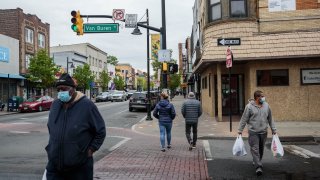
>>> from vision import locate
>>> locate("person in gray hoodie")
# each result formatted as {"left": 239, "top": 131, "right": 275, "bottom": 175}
{"left": 238, "top": 90, "right": 277, "bottom": 176}
{"left": 181, "top": 92, "right": 202, "bottom": 150}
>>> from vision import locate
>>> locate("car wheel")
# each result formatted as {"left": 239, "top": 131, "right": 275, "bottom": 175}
{"left": 38, "top": 106, "right": 43, "bottom": 112}
{"left": 129, "top": 107, "right": 133, "bottom": 112}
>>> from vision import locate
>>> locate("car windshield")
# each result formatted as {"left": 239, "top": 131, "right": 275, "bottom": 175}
{"left": 100, "top": 92, "right": 109, "bottom": 96}
{"left": 132, "top": 93, "right": 146, "bottom": 99}
{"left": 114, "top": 92, "right": 123, "bottom": 95}
{"left": 26, "top": 97, "right": 41, "bottom": 102}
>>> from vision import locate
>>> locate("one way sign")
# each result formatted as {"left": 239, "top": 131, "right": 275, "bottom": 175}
{"left": 217, "top": 38, "right": 241, "bottom": 46}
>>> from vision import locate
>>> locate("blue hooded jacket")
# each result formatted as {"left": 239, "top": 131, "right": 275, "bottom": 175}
{"left": 153, "top": 99, "right": 176, "bottom": 123}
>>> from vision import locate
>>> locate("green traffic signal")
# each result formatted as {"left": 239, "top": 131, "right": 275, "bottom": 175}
{"left": 71, "top": 25, "right": 78, "bottom": 32}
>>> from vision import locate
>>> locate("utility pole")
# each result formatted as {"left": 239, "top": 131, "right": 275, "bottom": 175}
{"left": 146, "top": 9, "right": 153, "bottom": 121}
{"left": 161, "top": 0, "right": 168, "bottom": 88}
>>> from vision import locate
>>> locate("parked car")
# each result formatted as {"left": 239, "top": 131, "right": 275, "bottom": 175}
{"left": 129, "top": 91, "right": 157, "bottom": 112}
{"left": 110, "top": 91, "right": 127, "bottom": 102}
{"left": 95, "top": 92, "right": 110, "bottom": 102}
{"left": 127, "top": 90, "right": 136, "bottom": 99}
{"left": 18, "top": 96, "right": 54, "bottom": 112}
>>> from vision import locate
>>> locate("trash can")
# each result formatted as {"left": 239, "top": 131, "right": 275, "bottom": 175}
{"left": 8, "top": 96, "right": 23, "bottom": 111}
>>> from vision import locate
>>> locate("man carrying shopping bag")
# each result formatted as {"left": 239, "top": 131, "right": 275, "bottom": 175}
{"left": 238, "top": 90, "right": 277, "bottom": 176}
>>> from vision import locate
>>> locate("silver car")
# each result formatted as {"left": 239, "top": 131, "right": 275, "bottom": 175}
{"left": 110, "top": 91, "right": 127, "bottom": 102}
{"left": 95, "top": 92, "right": 110, "bottom": 102}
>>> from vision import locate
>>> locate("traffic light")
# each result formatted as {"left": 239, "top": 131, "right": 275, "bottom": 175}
{"left": 71, "top": 10, "right": 84, "bottom": 35}
{"left": 162, "top": 62, "right": 168, "bottom": 72}
{"left": 168, "top": 63, "right": 178, "bottom": 74}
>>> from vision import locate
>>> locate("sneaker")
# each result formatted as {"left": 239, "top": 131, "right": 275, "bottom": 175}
{"left": 192, "top": 143, "right": 196, "bottom": 149}
{"left": 167, "top": 145, "right": 172, "bottom": 149}
{"left": 189, "top": 143, "right": 193, "bottom": 151}
{"left": 256, "top": 167, "right": 263, "bottom": 176}
{"left": 161, "top": 148, "right": 166, "bottom": 152}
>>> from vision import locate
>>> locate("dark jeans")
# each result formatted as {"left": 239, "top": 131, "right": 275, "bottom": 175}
{"left": 248, "top": 132, "right": 267, "bottom": 169}
{"left": 46, "top": 157, "right": 93, "bottom": 180}
{"left": 185, "top": 122, "right": 198, "bottom": 145}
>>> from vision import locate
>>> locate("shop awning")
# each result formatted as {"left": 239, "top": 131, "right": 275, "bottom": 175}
{"left": 0, "top": 73, "right": 26, "bottom": 79}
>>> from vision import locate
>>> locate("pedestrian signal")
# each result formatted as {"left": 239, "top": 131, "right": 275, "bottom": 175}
{"left": 71, "top": 10, "right": 84, "bottom": 35}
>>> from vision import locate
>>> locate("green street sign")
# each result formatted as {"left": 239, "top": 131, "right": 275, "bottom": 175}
{"left": 83, "top": 23, "right": 119, "bottom": 33}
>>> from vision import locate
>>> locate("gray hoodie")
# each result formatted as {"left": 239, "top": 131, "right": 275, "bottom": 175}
{"left": 238, "top": 99, "right": 276, "bottom": 134}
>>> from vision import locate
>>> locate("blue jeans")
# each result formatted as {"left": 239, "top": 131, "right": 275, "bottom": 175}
{"left": 159, "top": 122, "right": 172, "bottom": 148}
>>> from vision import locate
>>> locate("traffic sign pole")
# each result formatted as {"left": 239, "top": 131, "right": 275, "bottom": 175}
{"left": 226, "top": 46, "right": 233, "bottom": 132}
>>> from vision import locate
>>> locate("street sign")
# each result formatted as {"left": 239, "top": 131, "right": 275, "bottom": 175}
{"left": 125, "top": 14, "right": 138, "bottom": 28}
{"left": 218, "top": 38, "right": 241, "bottom": 46}
{"left": 226, "top": 47, "right": 233, "bottom": 68}
{"left": 158, "top": 50, "right": 171, "bottom": 62}
{"left": 113, "top": 9, "right": 125, "bottom": 21}
{"left": 83, "top": 23, "right": 119, "bottom": 33}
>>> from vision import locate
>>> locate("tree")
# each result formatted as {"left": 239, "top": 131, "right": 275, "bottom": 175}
{"left": 136, "top": 77, "right": 146, "bottom": 91}
{"left": 99, "top": 70, "right": 111, "bottom": 91}
{"left": 107, "top": 55, "right": 119, "bottom": 66}
{"left": 27, "top": 49, "right": 59, "bottom": 94}
{"left": 113, "top": 75, "right": 125, "bottom": 90}
{"left": 73, "top": 64, "right": 95, "bottom": 92}
{"left": 168, "top": 73, "right": 181, "bottom": 92}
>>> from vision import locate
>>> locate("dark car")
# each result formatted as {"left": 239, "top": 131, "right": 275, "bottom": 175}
{"left": 127, "top": 90, "right": 137, "bottom": 99}
{"left": 129, "top": 92, "right": 158, "bottom": 112}
{"left": 18, "top": 96, "right": 54, "bottom": 112}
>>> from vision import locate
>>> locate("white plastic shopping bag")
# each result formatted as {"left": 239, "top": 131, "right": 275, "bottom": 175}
{"left": 271, "top": 134, "right": 284, "bottom": 157}
{"left": 232, "top": 135, "right": 247, "bottom": 156}
{"left": 42, "top": 169, "right": 46, "bottom": 180}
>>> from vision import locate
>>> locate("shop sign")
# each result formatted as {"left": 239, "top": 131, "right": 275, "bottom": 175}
{"left": 0, "top": 46, "right": 9, "bottom": 63}
{"left": 301, "top": 68, "right": 320, "bottom": 85}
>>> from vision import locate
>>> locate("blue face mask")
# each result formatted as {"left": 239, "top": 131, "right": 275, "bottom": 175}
{"left": 58, "top": 91, "right": 71, "bottom": 103}
{"left": 259, "top": 97, "right": 266, "bottom": 104}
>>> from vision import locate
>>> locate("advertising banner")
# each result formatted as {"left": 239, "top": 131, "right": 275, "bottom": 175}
{"left": 151, "top": 34, "right": 161, "bottom": 61}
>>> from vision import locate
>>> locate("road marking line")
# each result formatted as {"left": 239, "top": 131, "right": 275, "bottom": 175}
{"left": 10, "top": 122, "right": 33, "bottom": 125}
{"left": 283, "top": 145, "right": 320, "bottom": 158}
{"left": 108, "top": 136, "right": 131, "bottom": 151}
{"left": 203, "top": 140, "right": 213, "bottom": 161}
{"left": 10, "top": 131, "right": 30, "bottom": 134}
{"left": 114, "top": 109, "right": 128, "bottom": 115}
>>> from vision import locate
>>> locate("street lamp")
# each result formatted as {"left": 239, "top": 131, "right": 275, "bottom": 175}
{"left": 67, "top": 57, "right": 75, "bottom": 74}
{"left": 132, "top": 9, "right": 153, "bottom": 121}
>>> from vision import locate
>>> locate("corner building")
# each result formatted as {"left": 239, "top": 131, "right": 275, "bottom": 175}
{"left": 192, "top": 0, "right": 320, "bottom": 121}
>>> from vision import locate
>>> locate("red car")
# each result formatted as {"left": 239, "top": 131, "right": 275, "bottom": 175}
{"left": 18, "top": 96, "right": 54, "bottom": 112}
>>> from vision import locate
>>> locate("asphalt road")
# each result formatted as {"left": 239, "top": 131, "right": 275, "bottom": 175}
{"left": 0, "top": 100, "right": 147, "bottom": 180}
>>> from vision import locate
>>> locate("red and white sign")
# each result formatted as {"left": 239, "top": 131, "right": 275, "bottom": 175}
{"left": 112, "top": 9, "right": 125, "bottom": 21}
{"left": 226, "top": 47, "right": 233, "bottom": 68}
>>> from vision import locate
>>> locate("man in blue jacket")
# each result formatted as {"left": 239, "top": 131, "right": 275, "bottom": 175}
{"left": 153, "top": 92, "right": 176, "bottom": 152}
{"left": 45, "top": 73, "right": 106, "bottom": 180}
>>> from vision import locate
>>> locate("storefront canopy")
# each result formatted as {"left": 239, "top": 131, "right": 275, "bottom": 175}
{"left": 0, "top": 73, "right": 25, "bottom": 79}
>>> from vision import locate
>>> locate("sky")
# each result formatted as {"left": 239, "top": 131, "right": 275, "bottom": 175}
{"left": 1, "top": 0, "right": 195, "bottom": 73}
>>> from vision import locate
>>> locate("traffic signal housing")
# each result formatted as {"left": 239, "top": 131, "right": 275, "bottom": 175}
{"left": 71, "top": 10, "right": 84, "bottom": 35}
{"left": 162, "top": 62, "right": 168, "bottom": 72}
{"left": 168, "top": 63, "right": 178, "bottom": 74}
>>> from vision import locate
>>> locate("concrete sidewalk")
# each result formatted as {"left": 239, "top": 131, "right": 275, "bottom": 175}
{"left": 133, "top": 95, "right": 320, "bottom": 141}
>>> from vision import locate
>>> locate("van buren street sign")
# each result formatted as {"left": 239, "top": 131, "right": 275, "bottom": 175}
{"left": 217, "top": 38, "right": 241, "bottom": 46}
{"left": 83, "top": 23, "right": 119, "bottom": 33}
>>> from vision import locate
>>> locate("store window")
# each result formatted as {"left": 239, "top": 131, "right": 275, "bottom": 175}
{"left": 230, "top": 0, "right": 247, "bottom": 17}
{"left": 25, "top": 28, "right": 34, "bottom": 44}
{"left": 38, "top": 33, "right": 45, "bottom": 48}
{"left": 257, "top": 69, "right": 289, "bottom": 86}
{"left": 209, "top": 0, "right": 221, "bottom": 21}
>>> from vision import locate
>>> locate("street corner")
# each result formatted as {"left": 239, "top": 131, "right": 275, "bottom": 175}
{"left": 131, "top": 116, "right": 159, "bottom": 136}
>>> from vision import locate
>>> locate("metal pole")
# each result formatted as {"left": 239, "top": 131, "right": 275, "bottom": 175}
{"left": 161, "top": 0, "right": 167, "bottom": 89}
{"left": 7, "top": 74, "right": 9, "bottom": 112}
{"left": 67, "top": 57, "right": 69, "bottom": 74}
{"left": 229, "top": 66, "right": 232, "bottom": 132}
{"left": 146, "top": 9, "right": 153, "bottom": 121}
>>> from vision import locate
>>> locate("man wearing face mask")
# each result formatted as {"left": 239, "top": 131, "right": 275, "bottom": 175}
{"left": 45, "top": 73, "right": 106, "bottom": 180}
{"left": 238, "top": 90, "right": 277, "bottom": 176}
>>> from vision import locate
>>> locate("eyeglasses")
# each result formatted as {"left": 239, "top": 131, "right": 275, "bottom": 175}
{"left": 57, "top": 86, "right": 72, "bottom": 92}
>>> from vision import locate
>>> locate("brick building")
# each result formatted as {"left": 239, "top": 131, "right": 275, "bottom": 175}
{"left": 116, "top": 63, "right": 136, "bottom": 90}
{"left": 191, "top": 0, "right": 320, "bottom": 121}
{"left": 0, "top": 8, "right": 50, "bottom": 99}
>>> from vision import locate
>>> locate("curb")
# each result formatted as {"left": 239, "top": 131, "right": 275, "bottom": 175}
{"left": 198, "top": 135, "right": 319, "bottom": 143}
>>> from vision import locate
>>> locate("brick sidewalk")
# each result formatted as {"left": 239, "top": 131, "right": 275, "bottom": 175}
{"left": 94, "top": 128, "right": 209, "bottom": 180}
